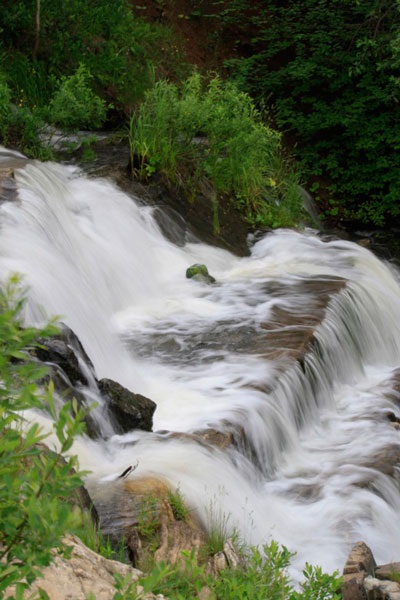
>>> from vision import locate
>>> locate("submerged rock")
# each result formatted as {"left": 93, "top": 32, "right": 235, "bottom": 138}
{"left": 186, "top": 263, "right": 216, "bottom": 284}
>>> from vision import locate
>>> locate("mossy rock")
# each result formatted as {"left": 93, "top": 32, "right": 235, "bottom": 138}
{"left": 186, "top": 263, "right": 216, "bottom": 284}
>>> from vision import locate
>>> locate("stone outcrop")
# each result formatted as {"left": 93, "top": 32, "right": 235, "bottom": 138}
{"left": 206, "top": 539, "right": 243, "bottom": 577}
{"left": 88, "top": 475, "right": 207, "bottom": 571}
{"left": 98, "top": 378, "right": 156, "bottom": 434}
{"left": 342, "top": 541, "right": 400, "bottom": 599}
{"left": 32, "top": 325, "right": 157, "bottom": 438}
{"left": 4, "top": 534, "right": 142, "bottom": 600}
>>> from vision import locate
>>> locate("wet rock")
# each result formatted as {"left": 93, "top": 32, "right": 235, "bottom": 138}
{"left": 98, "top": 378, "right": 156, "bottom": 433}
{"left": 0, "top": 166, "right": 17, "bottom": 203}
{"left": 35, "top": 324, "right": 95, "bottom": 387}
{"left": 186, "top": 263, "right": 216, "bottom": 284}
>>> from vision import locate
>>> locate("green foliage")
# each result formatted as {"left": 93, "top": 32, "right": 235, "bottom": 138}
{"left": 136, "top": 494, "right": 161, "bottom": 540}
{"left": 204, "top": 500, "right": 233, "bottom": 556}
{"left": 168, "top": 487, "right": 190, "bottom": 521}
{"left": 46, "top": 64, "right": 107, "bottom": 131}
{"left": 0, "top": 0, "right": 181, "bottom": 118}
{"left": 222, "top": 0, "right": 400, "bottom": 226}
{"left": 137, "top": 540, "right": 342, "bottom": 600}
{"left": 129, "top": 72, "right": 303, "bottom": 230}
{"left": 139, "top": 549, "right": 212, "bottom": 599}
{"left": 0, "top": 276, "right": 89, "bottom": 594}
{"left": 0, "top": 75, "right": 11, "bottom": 138}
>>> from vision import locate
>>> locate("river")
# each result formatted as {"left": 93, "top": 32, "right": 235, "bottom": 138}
{"left": 1, "top": 148, "right": 400, "bottom": 579}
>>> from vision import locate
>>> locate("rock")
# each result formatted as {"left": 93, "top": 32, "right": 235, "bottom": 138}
{"left": 343, "top": 541, "right": 376, "bottom": 576}
{"left": 375, "top": 562, "right": 400, "bottom": 581}
{"left": 364, "top": 576, "right": 400, "bottom": 599}
{"left": 35, "top": 324, "right": 95, "bottom": 387}
{"left": 0, "top": 166, "right": 17, "bottom": 203}
{"left": 206, "top": 539, "right": 243, "bottom": 577}
{"left": 88, "top": 476, "right": 206, "bottom": 570}
{"left": 4, "top": 534, "right": 141, "bottom": 600}
{"left": 124, "top": 477, "right": 205, "bottom": 567}
{"left": 98, "top": 378, "right": 156, "bottom": 433}
{"left": 342, "top": 572, "right": 368, "bottom": 600}
{"left": 342, "top": 541, "right": 376, "bottom": 600}
{"left": 186, "top": 263, "right": 216, "bottom": 284}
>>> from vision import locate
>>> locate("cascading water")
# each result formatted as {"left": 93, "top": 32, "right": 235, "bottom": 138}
{"left": 2, "top": 148, "right": 400, "bottom": 578}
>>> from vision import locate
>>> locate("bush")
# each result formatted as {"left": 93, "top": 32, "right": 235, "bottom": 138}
{"left": 137, "top": 540, "right": 342, "bottom": 599}
{"left": 222, "top": 0, "right": 400, "bottom": 226}
{"left": 0, "top": 1, "right": 182, "bottom": 117}
{"left": 47, "top": 64, "right": 107, "bottom": 131}
{"left": 0, "top": 276, "right": 89, "bottom": 594}
{"left": 129, "top": 73, "right": 303, "bottom": 230}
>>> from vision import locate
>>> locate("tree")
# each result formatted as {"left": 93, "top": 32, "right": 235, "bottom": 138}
{"left": 223, "top": 0, "right": 400, "bottom": 226}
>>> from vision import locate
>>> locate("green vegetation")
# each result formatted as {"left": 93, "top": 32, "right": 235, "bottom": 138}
{"left": 0, "top": 0, "right": 179, "bottom": 156}
{"left": 0, "top": 282, "right": 342, "bottom": 597}
{"left": 136, "top": 541, "right": 342, "bottom": 600}
{"left": 220, "top": 0, "right": 400, "bottom": 226}
{"left": 168, "top": 487, "right": 190, "bottom": 521}
{"left": 129, "top": 72, "right": 303, "bottom": 230}
{"left": 0, "top": 276, "right": 90, "bottom": 595}
{"left": 45, "top": 64, "right": 107, "bottom": 131}
{"left": 0, "top": 0, "right": 304, "bottom": 230}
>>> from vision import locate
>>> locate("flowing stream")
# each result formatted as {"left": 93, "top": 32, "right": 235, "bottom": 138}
{"left": 1, "top": 148, "right": 400, "bottom": 578}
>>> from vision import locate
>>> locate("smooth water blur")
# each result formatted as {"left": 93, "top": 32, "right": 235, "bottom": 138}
{"left": 2, "top": 152, "right": 400, "bottom": 576}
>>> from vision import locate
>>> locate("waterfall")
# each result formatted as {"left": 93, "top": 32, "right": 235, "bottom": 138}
{"left": 2, "top": 149, "right": 400, "bottom": 577}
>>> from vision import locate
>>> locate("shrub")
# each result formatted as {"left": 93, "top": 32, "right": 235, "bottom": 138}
{"left": 0, "top": 276, "right": 89, "bottom": 594}
{"left": 0, "top": 0, "right": 183, "bottom": 117}
{"left": 129, "top": 73, "right": 303, "bottom": 230}
{"left": 47, "top": 64, "right": 107, "bottom": 131}
{"left": 137, "top": 540, "right": 342, "bottom": 599}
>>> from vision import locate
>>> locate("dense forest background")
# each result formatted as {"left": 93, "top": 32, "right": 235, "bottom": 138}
{"left": 1, "top": 0, "right": 400, "bottom": 229}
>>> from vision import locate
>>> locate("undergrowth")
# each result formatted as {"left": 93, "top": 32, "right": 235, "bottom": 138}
{"left": 129, "top": 72, "right": 303, "bottom": 231}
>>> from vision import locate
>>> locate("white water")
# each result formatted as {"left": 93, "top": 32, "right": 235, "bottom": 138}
{"left": 2, "top": 151, "right": 400, "bottom": 577}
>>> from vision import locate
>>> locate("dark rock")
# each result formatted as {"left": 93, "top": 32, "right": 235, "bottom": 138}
{"left": 98, "top": 378, "right": 156, "bottom": 433}
{"left": 35, "top": 324, "right": 95, "bottom": 387}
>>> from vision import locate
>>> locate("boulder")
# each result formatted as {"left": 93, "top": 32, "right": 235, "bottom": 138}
{"left": 364, "top": 576, "right": 400, "bottom": 599}
{"left": 186, "top": 263, "right": 216, "bottom": 284}
{"left": 89, "top": 475, "right": 206, "bottom": 570}
{"left": 342, "top": 541, "right": 376, "bottom": 600}
{"left": 4, "top": 534, "right": 141, "bottom": 600}
{"left": 34, "top": 324, "right": 95, "bottom": 387}
{"left": 98, "top": 378, "right": 156, "bottom": 433}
